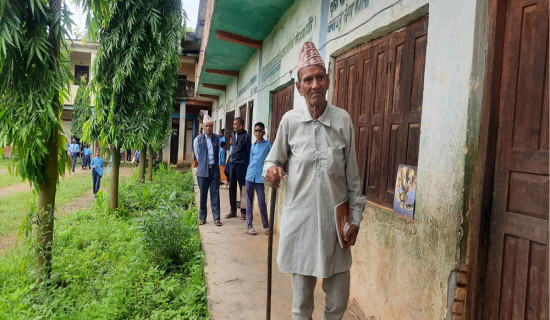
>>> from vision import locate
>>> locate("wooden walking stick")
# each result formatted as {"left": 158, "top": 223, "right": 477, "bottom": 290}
{"left": 266, "top": 187, "right": 277, "bottom": 320}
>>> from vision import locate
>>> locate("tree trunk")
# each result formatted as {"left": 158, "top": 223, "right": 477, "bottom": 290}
{"left": 138, "top": 144, "right": 146, "bottom": 183}
{"left": 148, "top": 144, "right": 154, "bottom": 182}
{"left": 109, "top": 146, "right": 121, "bottom": 210}
{"left": 36, "top": 0, "right": 61, "bottom": 281}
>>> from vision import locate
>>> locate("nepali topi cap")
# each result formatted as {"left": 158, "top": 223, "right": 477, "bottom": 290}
{"left": 203, "top": 114, "right": 213, "bottom": 124}
{"left": 297, "top": 42, "right": 325, "bottom": 72}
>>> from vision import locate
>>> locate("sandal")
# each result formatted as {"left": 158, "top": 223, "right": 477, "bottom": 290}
{"left": 247, "top": 228, "right": 257, "bottom": 235}
{"left": 215, "top": 220, "right": 222, "bottom": 227}
{"left": 241, "top": 213, "right": 247, "bottom": 220}
{"left": 265, "top": 228, "right": 270, "bottom": 235}
{"left": 198, "top": 220, "right": 206, "bottom": 225}
{"left": 225, "top": 212, "right": 237, "bottom": 219}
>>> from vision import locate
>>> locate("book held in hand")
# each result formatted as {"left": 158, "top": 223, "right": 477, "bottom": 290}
{"left": 334, "top": 199, "right": 351, "bottom": 248}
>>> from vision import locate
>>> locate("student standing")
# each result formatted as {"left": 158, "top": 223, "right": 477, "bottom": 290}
{"left": 90, "top": 149, "right": 104, "bottom": 197}
{"left": 69, "top": 138, "right": 80, "bottom": 174}
{"left": 245, "top": 122, "right": 271, "bottom": 235}
{"left": 134, "top": 150, "right": 140, "bottom": 167}
{"left": 219, "top": 141, "right": 227, "bottom": 184}
{"left": 82, "top": 145, "right": 92, "bottom": 169}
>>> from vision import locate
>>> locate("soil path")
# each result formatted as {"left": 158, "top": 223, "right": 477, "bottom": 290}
{"left": 0, "top": 165, "right": 96, "bottom": 198}
{"left": 0, "top": 166, "right": 135, "bottom": 254}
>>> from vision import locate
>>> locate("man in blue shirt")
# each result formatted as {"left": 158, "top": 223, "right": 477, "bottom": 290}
{"left": 90, "top": 149, "right": 104, "bottom": 197}
{"left": 69, "top": 138, "right": 80, "bottom": 174}
{"left": 244, "top": 122, "right": 272, "bottom": 235}
{"left": 193, "top": 115, "right": 222, "bottom": 227}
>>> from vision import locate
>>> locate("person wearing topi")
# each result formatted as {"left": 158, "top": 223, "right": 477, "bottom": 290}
{"left": 263, "top": 41, "right": 366, "bottom": 320}
{"left": 193, "top": 115, "right": 222, "bottom": 227}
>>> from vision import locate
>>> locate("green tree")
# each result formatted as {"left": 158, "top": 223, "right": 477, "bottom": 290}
{"left": 0, "top": 0, "right": 73, "bottom": 279}
{"left": 69, "top": 78, "right": 91, "bottom": 140}
{"left": 79, "top": 0, "right": 183, "bottom": 209}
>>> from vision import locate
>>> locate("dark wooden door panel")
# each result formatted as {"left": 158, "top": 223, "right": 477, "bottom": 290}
{"left": 365, "top": 39, "right": 389, "bottom": 199}
{"left": 271, "top": 84, "right": 294, "bottom": 142}
{"left": 380, "top": 18, "right": 428, "bottom": 204}
{"left": 483, "top": 0, "right": 549, "bottom": 318}
{"left": 226, "top": 111, "right": 235, "bottom": 143}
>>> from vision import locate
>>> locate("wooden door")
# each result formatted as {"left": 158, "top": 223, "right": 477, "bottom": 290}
{"left": 247, "top": 101, "right": 254, "bottom": 134}
{"left": 271, "top": 84, "right": 294, "bottom": 142}
{"left": 483, "top": 0, "right": 549, "bottom": 318}
{"left": 239, "top": 104, "right": 247, "bottom": 128}
{"left": 226, "top": 111, "right": 235, "bottom": 143}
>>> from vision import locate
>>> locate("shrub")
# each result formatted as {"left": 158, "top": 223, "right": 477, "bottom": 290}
{"left": 140, "top": 202, "right": 200, "bottom": 272}
{"left": 119, "top": 168, "right": 195, "bottom": 213}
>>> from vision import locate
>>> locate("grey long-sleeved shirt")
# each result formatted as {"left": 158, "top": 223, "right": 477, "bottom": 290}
{"left": 263, "top": 103, "right": 366, "bottom": 278}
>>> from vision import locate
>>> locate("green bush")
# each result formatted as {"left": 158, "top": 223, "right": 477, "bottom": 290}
{"left": 119, "top": 168, "right": 195, "bottom": 213}
{"left": 140, "top": 202, "right": 200, "bottom": 272}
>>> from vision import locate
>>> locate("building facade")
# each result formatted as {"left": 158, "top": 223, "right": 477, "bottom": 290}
{"left": 195, "top": 0, "right": 549, "bottom": 318}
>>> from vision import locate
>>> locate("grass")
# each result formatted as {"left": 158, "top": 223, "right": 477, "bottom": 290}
{"left": 0, "top": 169, "right": 207, "bottom": 319}
{"left": 0, "top": 171, "right": 25, "bottom": 188}
{"left": 0, "top": 170, "right": 133, "bottom": 237}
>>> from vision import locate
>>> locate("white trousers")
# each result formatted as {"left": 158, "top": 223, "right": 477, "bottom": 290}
{"left": 291, "top": 270, "right": 350, "bottom": 320}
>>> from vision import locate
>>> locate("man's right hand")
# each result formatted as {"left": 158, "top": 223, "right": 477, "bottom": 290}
{"left": 266, "top": 165, "right": 284, "bottom": 189}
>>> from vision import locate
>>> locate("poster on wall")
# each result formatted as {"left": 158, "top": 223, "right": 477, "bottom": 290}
{"left": 393, "top": 164, "right": 417, "bottom": 219}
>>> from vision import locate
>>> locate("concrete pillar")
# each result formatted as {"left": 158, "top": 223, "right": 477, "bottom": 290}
{"left": 177, "top": 101, "right": 187, "bottom": 163}
{"left": 163, "top": 135, "right": 171, "bottom": 164}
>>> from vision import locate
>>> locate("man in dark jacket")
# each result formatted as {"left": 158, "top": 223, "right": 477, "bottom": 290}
{"left": 193, "top": 115, "right": 222, "bottom": 226}
{"left": 225, "top": 117, "right": 251, "bottom": 220}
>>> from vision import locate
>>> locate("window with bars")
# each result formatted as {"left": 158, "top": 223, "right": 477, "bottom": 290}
{"left": 332, "top": 17, "right": 428, "bottom": 209}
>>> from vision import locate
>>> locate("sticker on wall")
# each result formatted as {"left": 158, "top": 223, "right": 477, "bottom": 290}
{"left": 393, "top": 164, "right": 417, "bottom": 219}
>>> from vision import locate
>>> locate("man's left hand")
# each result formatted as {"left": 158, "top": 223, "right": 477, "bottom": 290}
{"left": 343, "top": 224, "right": 360, "bottom": 247}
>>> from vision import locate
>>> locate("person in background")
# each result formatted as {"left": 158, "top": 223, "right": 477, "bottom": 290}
{"left": 134, "top": 149, "right": 140, "bottom": 168}
{"left": 263, "top": 41, "right": 366, "bottom": 320}
{"left": 223, "top": 136, "right": 233, "bottom": 189}
{"left": 244, "top": 122, "right": 271, "bottom": 236}
{"left": 193, "top": 115, "right": 222, "bottom": 226}
{"left": 65, "top": 140, "right": 70, "bottom": 161}
{"left": 90, "top": 149, "right": 104, "bottom": 198}
{"left": 126, "top": 149, "right": 132, "bottom": 162}
{"left": 219, "top": 128, "right": 226, "bottom": 144}
{"left": 226, "top": 117, "right": 251, "bottom": 220}
{"left": 219, "top": 141, "right": 227, "bottom": 185}
{"left": 69, "top": 138, "right": 80, "bottom": 175}
{"left": 82, "top": 145, "right": 92, "bottom": 169}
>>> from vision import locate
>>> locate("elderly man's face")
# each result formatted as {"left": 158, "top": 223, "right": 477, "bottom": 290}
{"left": 204, "top": 122, "right": 213, "bottom": 135}
{"left": 296, "top": 65, "right": 329, "bottom": 108}
{"left": 233, "top": 119, "right": 242, "bottom": 132}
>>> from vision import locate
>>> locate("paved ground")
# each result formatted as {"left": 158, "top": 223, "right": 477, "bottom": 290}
{"left": 193, "top": 167, "right": 357, "bottom": 320}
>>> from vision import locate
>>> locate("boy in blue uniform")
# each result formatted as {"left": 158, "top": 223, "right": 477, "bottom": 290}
{"left": 82, "top": 145, "right": 92, "bottom": 169}
{"left": 90, "top": 149, "right": 104, "bottom": 197}
{"left": 245, "top": 122, "right": 272, "bottom": 235}
{"left": 69, "top": 138, "right": 80, "bottom": 174}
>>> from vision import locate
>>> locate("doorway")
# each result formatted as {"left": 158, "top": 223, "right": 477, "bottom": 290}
{"left": 470, "top": 0, "right": 549, "bottom": 318}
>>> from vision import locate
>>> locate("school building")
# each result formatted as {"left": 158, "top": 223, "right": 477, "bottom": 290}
{"left": 193, "top": 0, "right": 549, "bottom": 318}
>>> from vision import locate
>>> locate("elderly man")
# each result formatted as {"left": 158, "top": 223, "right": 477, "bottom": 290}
{"left": 193, "top": 115, "right": 222, "bottom": 226}
{"left": 263, "top": 42, "right": 366, "bottom": 320}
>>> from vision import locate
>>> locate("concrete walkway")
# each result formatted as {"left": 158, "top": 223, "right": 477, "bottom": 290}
{"left": 193, "top": 168, "right": 357, "bottom": 320}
